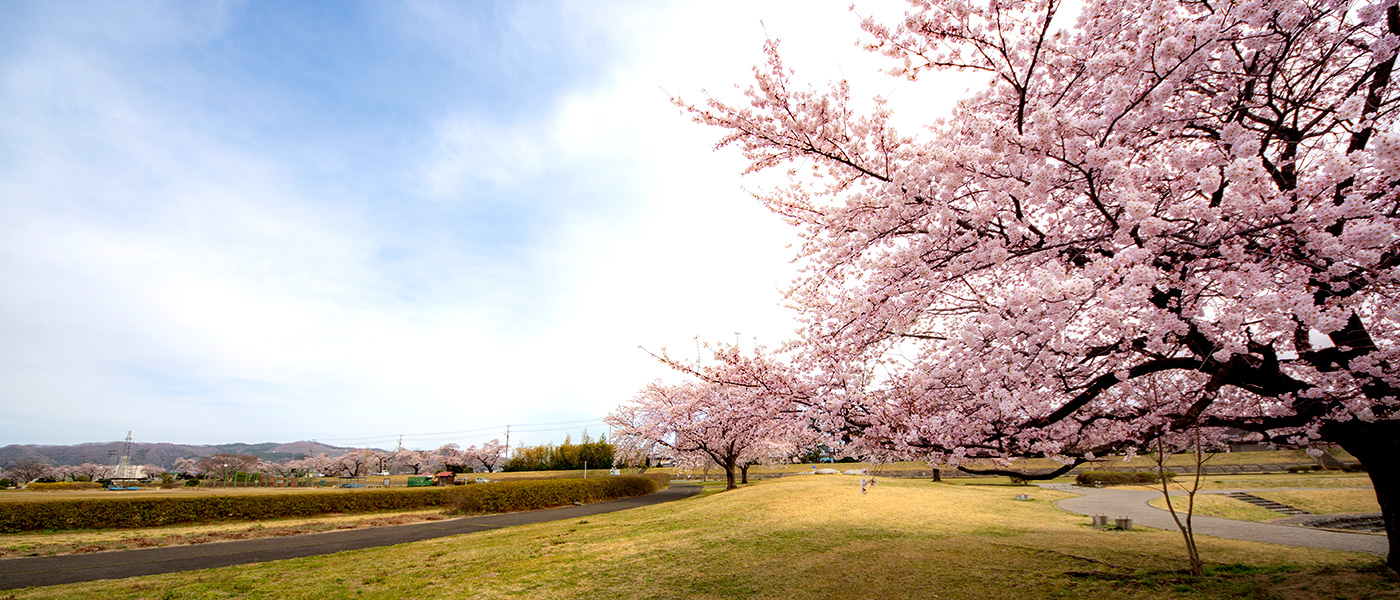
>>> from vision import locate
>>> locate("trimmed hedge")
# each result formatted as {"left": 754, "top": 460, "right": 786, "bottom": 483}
{"left": 1075, "top": 470, "right": 1174, "bottom": 486}
{"left": 0, "top": 488, "right": 451, "bottom": 533}
{"left": 639, "top": 472, "right": 671, "bottom": 488}
{"left": 446, "top": 476, "right": 659, "bottom": 515}
{"left": 25, "top": 482, "right": 106, "bottom": 491}
{"left": 0, "top": 475, "right": 666, "bottom": 533}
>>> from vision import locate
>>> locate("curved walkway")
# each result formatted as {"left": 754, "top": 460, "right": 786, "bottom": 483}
{"left": 0, "top": 484, "right": 701, "bottom": 590}
{"left": 1040, "top": 483, "right": 1387, "bottom": 555}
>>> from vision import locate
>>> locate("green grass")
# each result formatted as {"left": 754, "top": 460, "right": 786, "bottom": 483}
{"left": 7, "top": 477, "right": 1393, "bottom": 600}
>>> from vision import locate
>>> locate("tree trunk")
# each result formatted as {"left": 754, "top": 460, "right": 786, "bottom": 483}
{"left": 723, "top": 460, "right": 738, "bottom": 490}
{"left": 741, "top": 464, "right": 750, "bottom": 484}
{"left": 1324, "top": 419, "right": 1398, "bottom": 573}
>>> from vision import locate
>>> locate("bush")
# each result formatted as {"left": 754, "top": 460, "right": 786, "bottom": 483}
{"left": 184, "top": 478, "right": 201, "bottom": 487}
{"left": 25, "top": 482, "right": 105, "bottom": 491}
{"left": 0, "top": 488, "right": 452, "bottom": 533}
{"left": 639, "top": 472, "right": 671, "bottom": 488}
{"left": 445, "top": 476, "right": 658, "bottom": 515}
{"left": 1075, "top": 471, "right": 1174, "bottom": 486}
{"left": 0, "top": 478, "right": 12, "bottom": 488}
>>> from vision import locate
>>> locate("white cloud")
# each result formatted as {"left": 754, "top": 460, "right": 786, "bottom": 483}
{"left": 0, "top": 1, "right": 981, "bottom": 449}
{"left": 421, "top": 115, "right": 547, "bottom": 197}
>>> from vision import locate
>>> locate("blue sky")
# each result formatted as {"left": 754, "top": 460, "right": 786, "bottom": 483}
{"left": 0, "top": 1, "right": 962, "bottom": 451}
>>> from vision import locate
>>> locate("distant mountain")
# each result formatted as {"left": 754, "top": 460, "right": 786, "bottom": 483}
{"left": 0, "top": 440, "right": 372, "bottom": 469}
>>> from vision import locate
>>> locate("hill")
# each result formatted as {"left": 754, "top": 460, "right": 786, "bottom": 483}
{"left": 0, "top": 440, "right": 367, "bottom": 469}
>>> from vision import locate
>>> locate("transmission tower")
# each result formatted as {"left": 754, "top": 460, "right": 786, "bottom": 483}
{"left": 110, "top": 431, "right": 138, "bottom": 485}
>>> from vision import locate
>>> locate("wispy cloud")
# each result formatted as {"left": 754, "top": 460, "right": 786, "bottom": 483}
{"left": 0, "top": 1, "right": 969, "bottom": 449}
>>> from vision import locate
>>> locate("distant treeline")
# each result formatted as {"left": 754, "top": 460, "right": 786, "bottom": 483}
{"left": 503, "top": 432, "right": 613, "bottom": 472}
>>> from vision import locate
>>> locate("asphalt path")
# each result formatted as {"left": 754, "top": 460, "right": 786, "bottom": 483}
{"left": 1040, "top": 483, "right": 1387, "bottom": 555}
{"left": 0, "top": 483, "right": 701, "bottom": 590}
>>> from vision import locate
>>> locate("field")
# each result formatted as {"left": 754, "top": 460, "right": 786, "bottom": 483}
{"left": 6, "top": 476, "right": 1394, "bottom": 600}
{"left": 1147, "top": 489, "right": 1382, "bottom": 522}
{"left": 658, "top": 448, "right": 1357, "bottom": 479}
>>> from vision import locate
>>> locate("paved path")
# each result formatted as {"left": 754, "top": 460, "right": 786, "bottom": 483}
{"left": 1040, "top": 484, "right": 1387, "bottom": 555}
{"left": 0, "top": 484, "right": 701, "bottom": 590}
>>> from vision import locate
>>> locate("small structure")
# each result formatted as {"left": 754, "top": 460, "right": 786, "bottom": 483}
{"left": 406, "top": 476, "right": 433, "bottom": 487}
{"left": 434, "top": 471, "right": 456, "bottom": 486}
{"left": 108, "top": 431, "right": 142, "bottom": 490}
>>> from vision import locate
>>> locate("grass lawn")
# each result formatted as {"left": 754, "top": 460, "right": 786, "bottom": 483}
{"left": 1255, "top": 489, "right": 1382, "bottom": 514}
{"left": 1147, "top": 489, "right": 1382, "bottom": 522}
{"left": 1123, "top": 471, "right": 1375, "bottom": 491}
{"left": 710, "top": 449, "right": 1352, "bottom": 477}
{"left": 7, "top": 477, "right": 1394, "bottom": 600}
{"left": 1148, "top": 494, "right": 1286, "bottom": 522}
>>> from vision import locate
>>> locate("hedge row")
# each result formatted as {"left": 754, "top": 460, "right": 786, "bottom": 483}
{"left": 0, "top": 488, "right": 451, "bottom": 533}
{"left": 446, "top": 476, "right": 659, "bottom": 515}
{"left": 24, "top": 482, "right": 105, "bottom": 491}
{"left": 0, "top": 475, "right": 667, "bottom": 533}
{"left": 1075, "top": 471, "right": 1174, "bottom": 486}
{"left": 639, "top": 472, "right": 671, "bottom": 488}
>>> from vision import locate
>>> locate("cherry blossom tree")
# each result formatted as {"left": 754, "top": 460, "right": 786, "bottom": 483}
{"left": 172, "top": 458, "right": 200, "bottom": 479}
{"left": 469, "top": 439, "right": 508, "bottom": 473}
{"left": 430, "top": 444, "right": 463, "bottom": 473}
{"left": 607, "top": 379, "right": 807, "bottom": 489}
{"left": 289, "top": 453, "right": 337, "bottom": 478}
{"left": 4, "top": 460, "right": 53, "bottom": 484}
{"left": 688, "top": 0, "right": 1400, "bottom": 568}
{"left": 198, "top": 453, "right": 259, "bottom": 484}
{"left": 138, "top": 464, "right": 165, "bottom": 481}
{"left": 336, "top": 449, "right": 375, "bottom": 477}
{"left": 393, "top": 449, "right": 430, "bottom": 475}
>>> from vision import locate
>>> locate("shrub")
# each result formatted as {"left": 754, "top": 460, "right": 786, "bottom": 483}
{"left": 25, "top": 482, "right": 105, "bottom": 491}
{"left": 1075, "top": 471, "right": 1174, "bottom": 486}
{"left": 444, "top": 476, "right": 658, "bottom": 515}
{"left": 184, "top": 478, "right": 201, "bottom": 487}
{"left": 639, "top": 472, "right": 671, "bottom": 488}
{"left": 0, "top": 478, "right": 12, "bottom": 488}
{"left": 0, "top": 488, "right": 452, "bottom": 533}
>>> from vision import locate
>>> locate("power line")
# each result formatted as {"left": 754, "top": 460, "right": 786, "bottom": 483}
{"left": 307, "top": 417, "right": 608, "bottom": 443}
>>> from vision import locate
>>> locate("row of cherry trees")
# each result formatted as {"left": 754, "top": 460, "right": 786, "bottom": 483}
{"left": 613, "top": 0, "right": 1400, "bottom": 570}
{"left": 208, "top": 441, "right": 508, "bottom": 478}
{"left": 1, "top": 460, "right": 165, "bottom": 484}
{"left": 3, "top": 440, "right": 508, "bottom": 485}
{"left": 607, "top": 379, "right": 813, "bottom": 489}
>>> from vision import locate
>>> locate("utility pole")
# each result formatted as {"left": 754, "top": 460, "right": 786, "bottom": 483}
{"left": 504, "top": 426, "right": 510, "bottom": 460}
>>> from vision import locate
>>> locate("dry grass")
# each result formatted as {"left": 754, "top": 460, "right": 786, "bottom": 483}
{"left": 1150, "top": 489, "right": 1380, "bottom": 523}
{"left": 1147, "top": 495, "right": 1292, "bottom": 522}
{"left": 6, "top": 477, "right": 1393, "bottom": 600}
{"left": 1253, "top": 489, "right": 1381, "bottom": 515}
{"left": 689, "top": 449, "right": 1344, "bottom": 477}
{"left": 1123, "top": 472, "right": 1374, "bottom": 491}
